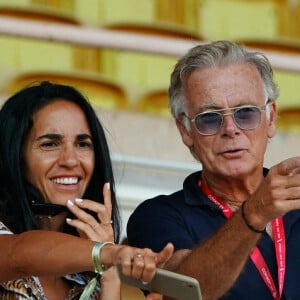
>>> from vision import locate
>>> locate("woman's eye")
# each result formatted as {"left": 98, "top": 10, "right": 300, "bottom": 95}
{"left": 40, "top": 141, "right": 58, "bottom": 148}
{"left": 77, "top": 141, "right": 93, "bottom": 149}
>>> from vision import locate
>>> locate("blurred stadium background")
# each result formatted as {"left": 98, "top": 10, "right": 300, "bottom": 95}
{"left": 1, "top": 1, "right": 300, "bottom": 298}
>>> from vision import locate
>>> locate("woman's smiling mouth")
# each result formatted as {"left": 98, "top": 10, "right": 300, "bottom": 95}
{"left": 51, "top": 177, "right": 79, "bottom": 185}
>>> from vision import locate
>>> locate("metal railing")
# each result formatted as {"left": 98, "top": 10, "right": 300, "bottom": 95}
{"left": 0, "top": 16, "right": 300, "bottom": 72}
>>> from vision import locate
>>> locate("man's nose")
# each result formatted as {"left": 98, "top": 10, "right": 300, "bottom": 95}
{"left": 221, "top": 112, "right": 240, "bottom": 135}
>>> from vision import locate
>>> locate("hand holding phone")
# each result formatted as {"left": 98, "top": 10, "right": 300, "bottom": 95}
{"left": 117, "top": 261, "right": 202, "bottom": 300}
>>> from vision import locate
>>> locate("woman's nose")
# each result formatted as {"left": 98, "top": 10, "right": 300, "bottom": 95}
{"left": 58, "top": 145, "right": 79, "bottom": 167}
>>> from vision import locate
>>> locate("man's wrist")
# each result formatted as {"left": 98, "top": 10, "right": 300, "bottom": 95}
{"left": 241, "top": 201, "right": 265, "bottom": 233}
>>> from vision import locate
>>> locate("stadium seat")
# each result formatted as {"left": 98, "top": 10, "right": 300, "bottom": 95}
{"left": 277, "top": 107, "right": 300, "bottom": 133}
{"left": 237, "top": 38, "right": 300, "bottom": 55}
{"left": 104, "top": 22, "right": 201, "bottom": 40}
{"left": 0, "top": 5, "right": 100, "bottom": 79}
{"left": 155, "top": 0, "right": 200, "bottom": 33}
{"left": 237, "top": 38, "right": 300, "bottom": 133}
{"left": 0, "top": 6, "right": 80, "bottom": 73}
{"left": 68, "top": 0, "right": 155, "bottom": 27}
{"left": 199, "top": 0, "right": 280, "bottom": 40}
{"left": 0, "top": 0, "right": 30, "bottom": 7}
{"left": 135, "top": 88, "right": 170, "bottom": 117}
{"left": 0, "top": 5, "right": 77, "bottom": 23}
{"left": 99, "top": 22, "right": 201, "bottom": 95}
{"left": 237, "top": 38, "right": 300, "bottom": 111}
{"left": 277, "top": 0, "right": 300, "bottom": 38}
{"left": 4, "top": 71, "right": 130, "bottom": 110}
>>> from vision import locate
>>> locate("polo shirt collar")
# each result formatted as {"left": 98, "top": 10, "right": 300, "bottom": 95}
{"left": 183, "top": 171, "right": 217, "bottom": 208}
{"left": 183, "top": 168, "right": 270, "bottom": 209}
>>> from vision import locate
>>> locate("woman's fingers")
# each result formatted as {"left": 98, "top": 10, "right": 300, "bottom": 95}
{"left": 71, "top": 183, "right": 112, "bottom": 224}
{"left": 131, "top": 252, "right": 149, "bottom": 279}
{"left": 146, "top": 293, "right": 163, "bottom": 300}
{"left": 65, "top": 182, "right": 114, "bottom": 241}
{"left": 156, "top": 243, "right": 174, "bottom": 268}
{"left": 130, "top": 245, "right": 174, "bottom": 282}
{"left": 66, "top": 182, "right": 112, "bottom": 224}
{"left": 114, "top": 245, "right": 174, "bottom": 284}
{"left": 66, "top": 216, "right": 113, "bottom": 241}
{"left": 102, "top": 182, "right": 112, "bottom": 222}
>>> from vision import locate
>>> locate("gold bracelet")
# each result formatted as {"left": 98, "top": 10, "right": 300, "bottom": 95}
{"left": 92, "top": 241, "right": 115, "bottom": 274}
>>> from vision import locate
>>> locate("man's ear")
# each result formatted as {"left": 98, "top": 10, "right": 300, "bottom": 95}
{"left": 176, "top": 118, "right": 194, "bottom": 148}
{"left": 267, "top": 100, "right": 277, "bottom": 138}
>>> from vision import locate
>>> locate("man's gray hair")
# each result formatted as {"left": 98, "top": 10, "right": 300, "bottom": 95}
{"left": 168, "top": 40, "right": 279, "bottom": 129}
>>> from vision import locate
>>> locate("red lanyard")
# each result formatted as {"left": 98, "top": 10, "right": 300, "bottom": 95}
{"left": 199, "top": 179, "right": 286, "bottom": 299}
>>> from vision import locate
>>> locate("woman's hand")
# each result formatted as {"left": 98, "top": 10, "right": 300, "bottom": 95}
{"left": 100, "top": 266, "right": 121, "bottom": 300}
{"left": 146, "top": 293, "right": 163, "bottom": 300}
{"left": 101, "top": 242, "right": 174, "bottom": 284}
{"left": 66, "top": 182, "right": 114, "bottom": 242}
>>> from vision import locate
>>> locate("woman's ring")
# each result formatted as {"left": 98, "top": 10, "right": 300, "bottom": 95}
{"left": 102, "top": 220, "right": 113, "bottom": 225}
{"left": 134, "top": 253, "right": 144, "bottom": 259}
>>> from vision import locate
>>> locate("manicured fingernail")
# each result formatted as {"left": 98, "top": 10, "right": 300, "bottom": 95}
{"left": 106, "top": 182, "right": 110, "bottom": 190}
{"left": 75, "top": 198, "right": 83, "bottom": 203}
{"left": 67, "top": 200, "right": 74, "bottom": 206}
{"left": 66, "top": 218, "right": 72, "bottom": 223}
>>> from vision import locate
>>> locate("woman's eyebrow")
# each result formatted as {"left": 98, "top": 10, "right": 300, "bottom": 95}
{"left": 36, "top": 133, "right": 62, "bottom": 141}
{"left": 76, "top": 134, "right": 93, "bottom": 140}
{"left": 35, "top": 133, "right": 93, "bottom": 141}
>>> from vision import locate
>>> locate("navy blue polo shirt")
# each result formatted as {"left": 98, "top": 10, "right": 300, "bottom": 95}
{"left": 127, "top": 171, "right": 300, "bottom": 299}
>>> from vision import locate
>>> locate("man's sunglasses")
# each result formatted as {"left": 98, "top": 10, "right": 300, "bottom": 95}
{"left": 186, "top": 104, "right": 269, "bottom": 136}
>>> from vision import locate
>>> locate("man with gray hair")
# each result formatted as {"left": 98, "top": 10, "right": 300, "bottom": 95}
{"left": 127, "top": 40, "right": 300, "bottom": 299}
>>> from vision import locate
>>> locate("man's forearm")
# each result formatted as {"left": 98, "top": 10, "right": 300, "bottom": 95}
{"left": 168, "top": 210, "right": 263, "bottom": 300}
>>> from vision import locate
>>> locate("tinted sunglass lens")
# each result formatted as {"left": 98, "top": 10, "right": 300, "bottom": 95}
{"left": 234, "top": 107, "right": 261, "bottom": 129}
{"left": 195, "top": 112, "right": 222, "bottom": 135}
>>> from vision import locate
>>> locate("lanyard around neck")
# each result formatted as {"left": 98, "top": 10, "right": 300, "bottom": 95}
{"left": 199, "top": 179, "right": 286, "bottom": 299}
